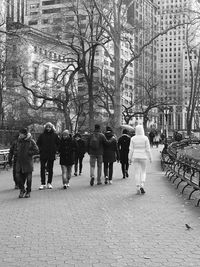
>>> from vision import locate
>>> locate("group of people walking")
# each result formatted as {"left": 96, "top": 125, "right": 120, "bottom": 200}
{"left": 8, "top": 122, "right": 152, "bottom": 198}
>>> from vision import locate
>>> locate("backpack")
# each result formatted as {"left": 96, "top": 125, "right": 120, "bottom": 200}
{"left": 89, "top": 132, "right": 100, "bottom": 150}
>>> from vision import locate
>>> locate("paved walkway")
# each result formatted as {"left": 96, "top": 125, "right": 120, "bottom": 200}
{"left": 0, "top": 147, "right": 200, "bottom": 267}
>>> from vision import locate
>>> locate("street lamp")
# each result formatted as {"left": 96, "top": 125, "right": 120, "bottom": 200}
{"left": 164, "top": 107, "right": 170, "bottom": 140}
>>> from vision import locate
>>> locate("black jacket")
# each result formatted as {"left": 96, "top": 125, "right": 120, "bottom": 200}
{"left": 37, "top": 129, "right": 60, "bottom": 160}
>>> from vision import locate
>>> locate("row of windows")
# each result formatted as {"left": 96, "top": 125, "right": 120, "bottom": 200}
{"left": 33, "top": 46, "right": 68, "bottom": 63}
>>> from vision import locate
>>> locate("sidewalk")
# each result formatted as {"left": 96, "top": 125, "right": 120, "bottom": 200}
{"left": 0, "top": 147, "right": 200, "bottom": 267}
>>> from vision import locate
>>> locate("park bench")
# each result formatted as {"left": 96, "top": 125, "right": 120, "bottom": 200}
{"left": 0, "top": 149, "right": 10, "bottom": 169}
{"left": 161, "top": 139, "right": 200, "bottom": 206}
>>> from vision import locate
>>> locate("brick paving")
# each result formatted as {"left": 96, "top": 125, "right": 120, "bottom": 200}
{"left": 0, "top": 147, "right": 200, "bottom": 266}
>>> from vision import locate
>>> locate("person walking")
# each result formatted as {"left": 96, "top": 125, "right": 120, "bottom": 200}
{"left": 118, "top": 129, "right": 131, "bottom": 179}
{"left": 59, "top": 130, "right": 77, "bottom": 189}
{"left": 37, "top": 122, "right": 60, "bottom": 190}
{"left": 73, "top": 133, "right": 85, "bottom": 176}
{"left": 153, "top": 132, "right": 161, "bottom": 148}
{"left": 8, "top": 134, "right": 19, "bottom": 189}
{"left": 149, "top": 130, "right": 155, "bottom": 147}
{"left": 87, "top": 124, "right": 112, "bottom": 186}
{"left": 103, "top": 127, "right": 119, "bottom": 185}
{"left": 128, "top": 124, "right": 152, "bottom": 195}
{"left": 15, "top": 128, "right": 39, "bottom": 198}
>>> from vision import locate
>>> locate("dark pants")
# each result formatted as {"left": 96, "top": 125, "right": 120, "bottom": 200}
{"left": 17, "top": 170, "right": 32, "bottom": 193}
{"left": 121, "top": 162, "right": 129, "bottom": 178}
{"left": 74, "top": 156, "right": 84, "bottom": 174}
{"left": 104, "top": 162, "right": 113, "bottom": 180}
{"left": 40, "top": 159, "right": 54, "bottom": 185}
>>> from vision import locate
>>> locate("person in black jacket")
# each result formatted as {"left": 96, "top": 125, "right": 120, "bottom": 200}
{"left": 73, "top": 133, "right": 85, "bottom": 176}
{"left": 118, "top": 129, "right": 131, "bottom": 179}
{"left": 103, "top": 127, "right": 119, "bottom": 185}
{"left": 37, "top": 122, "right": 60, "bottom": 190}
{"left": 59, "top": 130, "right": 77, "bottom": 189}
{"left": 8, "top": 134, "right": 19, "bottom": 189}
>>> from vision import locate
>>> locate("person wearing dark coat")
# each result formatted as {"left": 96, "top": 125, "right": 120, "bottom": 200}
{"left": 117, "top": 129, "right": 131, "bottom": 179}
{"left": 73, "top": 133, "right": 85, "bottom": 176}
{"left": 103, "top": 127, "right": 119, "bottom": 184}
{"left": 15, "top": 128, "right": 39, "bottom": 198}
{"left": 37, "top": 122, "right": 60, "bottom": 190}
{"left": 59, "top": 130, "right": 78, "bottom": 189}
{"left": 8, "top": 134, "right": 19, "bottom": 189}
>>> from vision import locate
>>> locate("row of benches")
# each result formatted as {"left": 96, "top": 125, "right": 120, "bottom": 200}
{"left": 161, "top": 138, "right": 200, "bottom": 206}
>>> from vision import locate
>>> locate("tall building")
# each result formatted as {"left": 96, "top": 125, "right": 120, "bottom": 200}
{"left": 156, "top": 0, "right": 197, "bottom": 132}
{"left": 127, "top": 0, "right": 158, "bottom": 127}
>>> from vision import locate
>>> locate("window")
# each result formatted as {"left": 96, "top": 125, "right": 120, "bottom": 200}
{"left": 28, "top": 20, "right": 38, "bottom": 25}
{"left": 42, "top": 8, "right": 61, "bottom": 14}
{"left": 44, "top": 69, "right": 48, "bottom": 82}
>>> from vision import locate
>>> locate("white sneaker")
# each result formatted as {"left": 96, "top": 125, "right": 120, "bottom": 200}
{"left": 109, "top": 180, "right": 112, "bottom": 184}
{"left": 39, "top": 184, "right": 46, "bottom": 190}
{"left": 66, "top": 183, "right": 70, "bottom": 187}
{"left": 47, "top": 183, "right": 53, "bottom": 189}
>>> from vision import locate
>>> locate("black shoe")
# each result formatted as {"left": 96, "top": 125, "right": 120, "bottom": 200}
{"left": 104, "top": 177, "right": 108, "bottom": 184}
{"left": 24, "top": 192, "right": 30, "bottom": 198}
{"left": 90, "top": 177, "right": 95, "bottom": 186}
{"left": 140, "top": 187, "right": 145, "bottom": 194}
{"left": 79, "top": 172, "right": 81, "bottom": 175}
{"left": 19, "top": 190, "right": 25, "bottom": 198}
{"left": 125, "top": 171, "right": 129, "bottom": 178}
{"left": 74, "top": 173, "right": 77, "bottom": 176}
{"left": 97, "top": 181, "right": 102, "bottom": 185}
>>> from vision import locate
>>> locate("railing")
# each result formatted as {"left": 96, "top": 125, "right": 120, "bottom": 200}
{"left": 0, "top": 149, "right": 10, "bottom": 169}
{"left": 161, "top": 138, "right": 200, "bottom": 206}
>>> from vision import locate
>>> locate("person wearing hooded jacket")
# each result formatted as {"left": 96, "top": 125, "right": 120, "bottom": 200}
{"left": 59, "top": 130, "right": 78, "bottom": 189}
{"left": 15, "top": 128, "right": 39, "bottom": 198}
{"left": 103, "top": 127, "right": 119, "bottom": 184}
{"left": 117, "top": 129, "right": 131, "bottom": 179}
{"left": 128, "top": 124, "right": 152, "bottom": 195}
{"left": 37, "top": 122, "right": 60, "bottom": 190}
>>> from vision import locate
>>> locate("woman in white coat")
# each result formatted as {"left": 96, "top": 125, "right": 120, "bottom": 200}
{"left": 128, "top": 124, "right": 152, "bottom": 194}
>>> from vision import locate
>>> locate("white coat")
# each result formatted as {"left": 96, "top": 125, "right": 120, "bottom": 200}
{"left": 128, "top": 125, "right": 152, "bottom": 161}
{"left": 128, "top": 125, "right": 152, "bottom": 189}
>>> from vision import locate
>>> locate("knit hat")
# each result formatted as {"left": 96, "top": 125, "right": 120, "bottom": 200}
{"left": 19, "top": 128, "right": 28, "bottom": 135}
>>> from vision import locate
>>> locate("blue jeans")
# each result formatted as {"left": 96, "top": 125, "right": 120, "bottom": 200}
{"left": 90, "top": 155, "right": 103, "bottom": 182}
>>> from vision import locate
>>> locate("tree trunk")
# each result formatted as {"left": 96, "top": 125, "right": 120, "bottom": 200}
{"left": 113, "top": 0, "right": 121, "bottom": 137}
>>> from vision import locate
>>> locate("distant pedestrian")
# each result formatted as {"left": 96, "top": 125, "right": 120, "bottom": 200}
{"left": 8, "top": 134, "right": 19, "bottom": 189}
{"left": 103, "top": 127, "right": 119, "bottom": 184}
{"left": 37, "top": 122, "right": 60, "bottom": 190}
{"left": 153, "top": 132, "right": 161, "bottom": 148}
{"left": 129, "top": 125, "right": 152, "bottom": 195}
{"left": 59, "top": 130, "right": 77, "bottom": 189}
{"left": 149, "top": 130, "right": 155, "bottom": 147}
{"left": 118, "top": 129, "right": 131, "bottom": 179}
{"left": 15, "top": 128, "right": 39, "bottom": 198}
{"left": 73, "top": 133, "right": 85, "bottom": 176}
{"left": 87, "top": 124, "right": 112, "bottom": 186}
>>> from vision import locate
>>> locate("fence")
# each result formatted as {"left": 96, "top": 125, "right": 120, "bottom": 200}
{"left": 161, "top": 138, "right": 200, "bottom": 206}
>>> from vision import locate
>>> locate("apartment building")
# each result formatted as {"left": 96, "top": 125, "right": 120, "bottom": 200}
{"left": 156, "top": 0, "right": 200, "bottom": 132}
{"left": 127, "top": 0, "right": 158, "bottom": 128}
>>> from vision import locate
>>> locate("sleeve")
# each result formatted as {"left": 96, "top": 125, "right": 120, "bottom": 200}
{"left": 145, "top": 137, "right": 152, "bottom": 161}
{"left": 115, "top": 140, "right": 120, "bottom": 161}
{"left": 8, "top": 143, "right": 15, "bottom": 164}
{"left": 128, "top": 138, "right": 134, "bottom": 161}
{"left": 30, "top": 140, "right": 39, "bottom": 156}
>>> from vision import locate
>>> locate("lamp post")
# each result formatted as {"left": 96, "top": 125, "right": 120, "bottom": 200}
{"left": 164, "top": 108, "right": 170, "bottom": 140}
